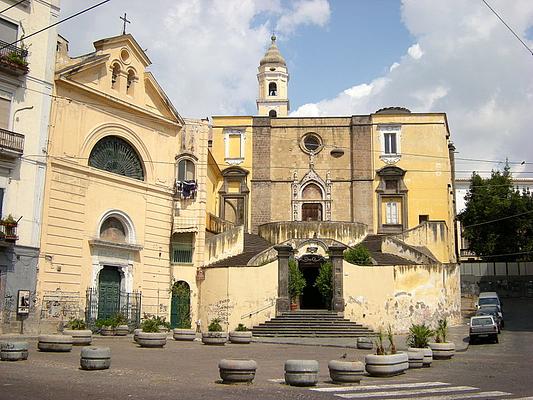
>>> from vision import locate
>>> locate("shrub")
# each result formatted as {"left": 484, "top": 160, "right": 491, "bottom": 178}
{"left": 288, "top": 259, "right": 306, "bottom": 302}
{"left": 407, "top": 324, "right": 434, "bottom": 348}
{"left": 140, "top": 315, "right": 170, "bottom": 332}
{"left": 234, "top": 323, "right": 248, "bottom": 332}
{"left": 66, "top": 318, "right": 86, "bottom": 330}
{"left": 387, "top": 325, "right": 397, "bottom": 354}
{"left": 313, "top": 261, "right": 332, "bottom": 305}
{"left": 435, "top": 318, "right": 449, "bottom": 343}
{"left": 208, "top": 318, "right": 223, "bottom": 332}
{"left": 95, "top": 318, "right": 113, "bottom": 328}
{"left": 344, "top": 244, "right": 372, "bottom": 265}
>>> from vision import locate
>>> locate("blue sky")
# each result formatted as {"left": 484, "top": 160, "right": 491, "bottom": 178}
{"left": 58, "top": 0, "right": 533, "bottom": 178}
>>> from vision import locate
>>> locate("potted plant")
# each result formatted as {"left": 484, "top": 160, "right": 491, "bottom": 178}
{"left": 202, "top": 318, "right": 227, "bottom": 345}
{"left": 364, "top": 326, "right": 408, "bottom": 377}
{"left": 229, "top": 323, "right": 252, "bottom": 344}
{"left": 136, "top": 316, "right": 167, "bottom": 348}
{"left": 288, "top": 260, "right": 305, "bottom": 310}
{"left": 314, "top": 261, "right": 332, "bottom": 307}
{"left": 63, "top": 318, "right": 92, "bottom": 345}
{"left": 406, "top": 323, "right": 434, "bottom": 367}
{"left": 429, "top": 318, "right": 455, "bottom": 359}
{"left": 172, "top": 316, "right": 196, "bottom": 341}
{"left": 113, "top": 313, "right": 129, "bottom": 336}
{"left": 95, "top": 318, "right": 115, "bottom": 336}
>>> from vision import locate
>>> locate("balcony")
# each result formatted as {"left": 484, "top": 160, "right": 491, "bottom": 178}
{"left": 0, "top": 220, "right": 18, "bottom": 242}
{"left": 0, "top": 127, "right": 24, "bottom": 156}
{"left": 0, "top": 40, "right": 29, "bottom": 76}
{"left": 206, "top": 213, "right": 234, "bottom": 234}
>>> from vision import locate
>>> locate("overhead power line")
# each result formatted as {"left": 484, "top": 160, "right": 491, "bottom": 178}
{"left": 0, "top": 0, "right": 112, "bottom": 51}
{"left": 481, "top": 0, "right": 533, "bottom": 56}
{"left": 463, "top": 209, "right": 533, "bottom": 229}
{"left": 0, "top": 0, "right": 27, "bottom": 14}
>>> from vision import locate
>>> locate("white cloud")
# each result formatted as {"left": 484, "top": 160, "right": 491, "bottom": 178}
{"left": 407, "top": 43, "right": 423, "bottom": 59}
{"left": 276, "top": 0, "right": 331, "bottom": 35}
{"left": 57, "top": 0, "right": 329, "bottom": 118}
{"left": 291, "top": 0, "right": 533, "bottom": 176}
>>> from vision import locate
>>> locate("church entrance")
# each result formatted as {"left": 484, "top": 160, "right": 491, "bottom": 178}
{"left": 97, "top": 266, "right": 121, "bottom": 320}
{"left": 298, "top": 254, "right": 328, "bottom": 310}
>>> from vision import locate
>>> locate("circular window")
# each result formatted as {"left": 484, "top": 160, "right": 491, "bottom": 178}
{"left": 300, "top": 133, "right": 323, "bottom": 154}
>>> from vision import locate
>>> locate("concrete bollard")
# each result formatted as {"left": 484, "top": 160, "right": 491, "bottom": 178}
{"left": 218, "top": 359, "right": 257, "bottom": 384}
{"left": 284, "top": 360, "right": 319, "bottom": 387}
{"left": 0, "top": 341, "right": 29, "bottom": 361}
{"left": 80, "top": 346, "right": 111, "bottom": 370}
{"left": 63, "top": 329, "right": 92, "bottom": 346}
{"left": 356, "top": 337, "right": 373, "bottom": 350}
{"left": 173, "top": 329, "right": 196, "bottom": 341}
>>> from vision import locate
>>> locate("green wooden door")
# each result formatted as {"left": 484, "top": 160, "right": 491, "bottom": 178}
{"left": 98, "top": 267, "right": 121, "bottom": 320}
{"left": 170, "top": 281, "right": 191, "bottom": 329}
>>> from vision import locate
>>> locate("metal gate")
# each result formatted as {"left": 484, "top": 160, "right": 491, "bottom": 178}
{"left": 170, "top": 281, "right": 191, "bottom": 329}
{"left": 85, "top": 288, "right": 141, "bottom": 328}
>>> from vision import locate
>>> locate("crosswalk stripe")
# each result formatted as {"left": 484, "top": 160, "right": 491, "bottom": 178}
{"left": 379, "top": 391, "right": 511, "bottom": 400}
{"left": 335, "top": 385, "right": 478, "bottom": 399}
{"left": 311, "top": 382, "right": 451, "bottom": 393}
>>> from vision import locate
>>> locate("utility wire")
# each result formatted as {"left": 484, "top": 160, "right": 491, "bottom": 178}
{"left": 462, "top": 209, "right": 533, "bottom": 229}
{"left": 0, "top": 0, "right": 112, "bottom": 51}
{"left": 0, "top": 0, "right": 27, "bottom": 13}
{"left": 481, "top": 0, "right": 533, "bottom": 56}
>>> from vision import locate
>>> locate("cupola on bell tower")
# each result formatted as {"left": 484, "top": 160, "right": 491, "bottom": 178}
{"left": 257, "top": 35, "right": 289, "bottom": 117}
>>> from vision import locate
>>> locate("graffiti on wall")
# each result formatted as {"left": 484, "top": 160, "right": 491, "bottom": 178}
{"left": 207, "top": 298, "right": 234, "bottom": 325}
{"left": 40, "top": 290, "right": 83, "bottom": 320}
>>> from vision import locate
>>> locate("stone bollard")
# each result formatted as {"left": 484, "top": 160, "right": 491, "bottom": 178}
{"left": 133, "top": 328, "right": 142, "bottom": 343}
{"left": 63, "top": 329, "right": 92, "bottom": 346}
{"left": 328, "top": 360, "right": 365, "bottom": 384}
{"left": 38, "top": 335, "right": 73, "bottom": 352}
{"left": 0, "top": 341, "right": 29, "bottom": 361}
{"left": 173, "top": 329, "right": 196, "bottom": 341}
{"left": 218, "top": 359, "right": 257, "bottom": 384}
{"left": 115, "top": 325, "right": 129, "bottom": 336}
{"left": 356, "top": 337, "right": 373, "bottom": 350}
{"left": 80, "top": 346, "right": 111, "bottom": 370}
{"left": 284, "top": 360, "right": 319, "bottom": 387}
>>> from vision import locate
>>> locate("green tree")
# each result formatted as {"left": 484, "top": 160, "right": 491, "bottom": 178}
{"left": 288, "top": 259, "right": 306, "bottom": 302}
{"left": 313, "top": 261, "right": 332, "bottom": 306}
{"left": 458, "top": 167, "right": 533, "bottom": 261}
{"left": 344, "top": 244, "right": 372, "bottom": 265}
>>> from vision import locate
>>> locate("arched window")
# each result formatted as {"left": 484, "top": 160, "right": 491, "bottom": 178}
{"left": 100, "top": 217, "right": 127, "bottom": 243}
{"left": 177, "top": 158, "right": 195, "bottom": 182}
{"left": 269, "top": 82, "right": 277, "bottom": 96}
{"left": 269, "top": 109, "right": 277, "bottom": 118}
{"left": 89, "top": 136, "right": 145, "bottom": 181}
{"left": 126, "top": 70, "right": 135, "bottom": 94}
{"left": 111, "top": 64, "right": 120, "bottom": 89}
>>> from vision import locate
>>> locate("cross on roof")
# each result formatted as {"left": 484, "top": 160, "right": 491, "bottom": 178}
{"left": 120, "top": 13, "right": 130, "bottom": 35}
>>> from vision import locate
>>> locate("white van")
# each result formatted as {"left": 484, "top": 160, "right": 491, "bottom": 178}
{"left": 477, "top": 291, "right": 502, "bottom": 310}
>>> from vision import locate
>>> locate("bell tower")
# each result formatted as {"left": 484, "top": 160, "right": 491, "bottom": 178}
{"left": 257, "top": 35, "right": 289, "bottom": 117}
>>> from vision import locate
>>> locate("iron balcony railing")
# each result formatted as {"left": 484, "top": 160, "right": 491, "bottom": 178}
{"left": 0, "top": 220, "right": 18, "bottom": 242}
{"left": 0, "top": 39, "right": 28, "bottom": 72}
{"left": 0, "top": 128, "right": 24, "bottom": 154}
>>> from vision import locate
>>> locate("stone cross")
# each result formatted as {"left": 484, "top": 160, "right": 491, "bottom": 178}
{"left": 120, "top": 13, "right": 130, "bottom": 35}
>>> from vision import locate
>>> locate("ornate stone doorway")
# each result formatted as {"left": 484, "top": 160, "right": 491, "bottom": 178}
{"left": 298, "top": 254, "right": 327, "bottom": 310}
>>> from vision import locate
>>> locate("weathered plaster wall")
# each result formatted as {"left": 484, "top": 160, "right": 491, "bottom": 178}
{"left": 198, "top": 261, "right": 278, "bottom": 332}
{"left": 344, "top": 261, "right": 461, "bottom": 333}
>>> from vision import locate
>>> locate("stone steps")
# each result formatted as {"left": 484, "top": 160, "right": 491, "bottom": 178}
{"left": 252, "top": 310, "right": 376, "bottom": 338}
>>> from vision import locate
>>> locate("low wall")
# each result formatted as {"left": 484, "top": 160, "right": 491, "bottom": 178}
{"left": 198, "top": 260, "right": 278, "bottom": 332}
{"left": 382, "top": 236, "right": 437, "bottom": 264}
{"left": 392, "top": 221, "right": 454, "bottom": 264}
{"left": 205, "top": 225, "right": 244, "bottom": 265}
{"left": 258, "top": 221, "right": 367, "bottom": 246}
{"left": 344, "top": 262, "right": 461, "bottom": 333}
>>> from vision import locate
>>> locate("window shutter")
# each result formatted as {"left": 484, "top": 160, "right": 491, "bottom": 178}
{"left": 0, "top": 97, "right": 11, "bottom": 129}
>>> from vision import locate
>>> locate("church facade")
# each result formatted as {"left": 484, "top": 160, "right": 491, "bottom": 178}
{"left": 202, "top": 36, "right": 460, "bottom": 333}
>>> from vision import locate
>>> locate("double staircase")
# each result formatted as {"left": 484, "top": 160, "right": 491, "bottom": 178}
{"left": 251, "top": 310, "right": 376, "bottom": 337}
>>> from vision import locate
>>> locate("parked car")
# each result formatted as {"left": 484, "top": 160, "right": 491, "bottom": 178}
{"left": 476, "top": 305, "right": 504, "bottom": 332}
{"left": 469, "top": 315, "right": 499, "bottom": 344}
{"left": 476, "top": 292, "right": 502, "bottom": 310}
